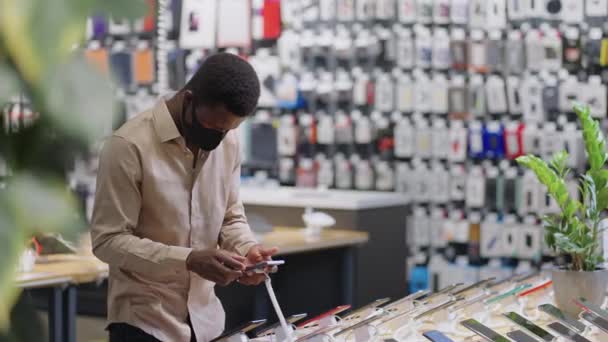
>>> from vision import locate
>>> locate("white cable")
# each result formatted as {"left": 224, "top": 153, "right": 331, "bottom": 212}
{"left": 265, "top": 274, "right": 293, "bottom": 342}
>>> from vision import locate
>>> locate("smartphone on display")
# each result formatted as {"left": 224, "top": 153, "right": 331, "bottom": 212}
{"left": 506, "top": 330, "right": 538, "bottom": 342}
{"left": 256, "top": 313, "right": 308, "bottom": 337}
{"left": 422, "top": 330, "right": 454, "bottom": 342}
{"left": 333, "top": 312, "right": 388, "bottom": 337}
{"left": 460, "top": 319, "right": 510, "bottom": 342}
{"left": 574, "top": 298, "right": 608, "bottom": 319}
{"left": 384, "top": 290, "right": 430, "bottom": 310}
{"left": 342, "top": 297, "right": 391, "bottom": 320}
{"left": 547, "top": 322, "right": 591, "bottom": 342}
{"left": 210, "top": 319, "right": 267, "bottom": 341}
{"left": 538, "top": 304, "right": 586, "bottom": 333}
{"left": 517, "top": 280, "right": 552, "bottom": 297}
{"left": 502, "top": 312, "right": 555, "bottom": 341}
{"left": 297, "top": 305, "right": 351, "bottom": 328}
{"left": 244, "top": 260, "right": 285, "bottom": 272}
{"left": 581, "top": 312, "right": 608, "bottom": 333}
{"left": 452, "top": 278, "right": 496, "bottom": 296}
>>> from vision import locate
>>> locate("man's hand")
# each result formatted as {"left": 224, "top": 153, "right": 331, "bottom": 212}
{"left": 238, "top": 245, "right": 279, "bottom": 286}
{"left": 186, "top": 249, "right": 246, "bottom": 286}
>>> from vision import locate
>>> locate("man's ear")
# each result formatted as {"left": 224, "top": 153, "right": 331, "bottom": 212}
{"left": 183, "top": 89, "right": 194, "bottom": 102}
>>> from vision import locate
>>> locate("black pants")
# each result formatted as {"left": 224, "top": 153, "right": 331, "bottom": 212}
{"left": 109, "top": 321, "right": 197, "bottom": 342}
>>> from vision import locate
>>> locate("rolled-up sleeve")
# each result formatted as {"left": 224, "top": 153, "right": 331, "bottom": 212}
{"left": 90, "top": 136, "right": 192, "bottom": 276}
{"left": 219, "top": 138, "right": 258, "bottom": 256}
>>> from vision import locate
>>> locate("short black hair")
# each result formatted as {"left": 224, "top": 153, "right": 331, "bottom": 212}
{"left": 184, "top": 52, "right": 260, "bottom": 117}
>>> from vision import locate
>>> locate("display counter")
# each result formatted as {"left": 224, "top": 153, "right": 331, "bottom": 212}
{"left": 241, "top": 186, "right": 409, "bottom": 307}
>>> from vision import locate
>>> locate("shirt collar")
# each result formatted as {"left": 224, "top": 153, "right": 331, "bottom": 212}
{"left": 153, "top": 98, "right": 182, "bottom": 143}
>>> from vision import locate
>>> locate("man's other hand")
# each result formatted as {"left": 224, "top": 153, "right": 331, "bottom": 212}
{"left": 186, "top": 249, "right": 246, "bottom": 286}
{"left": 238, "top": 245, "right": 279, "bottom": 286}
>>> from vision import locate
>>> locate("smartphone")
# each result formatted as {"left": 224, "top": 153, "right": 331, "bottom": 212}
{"left": 244, "top": 260, "right": 285, "bottom": 272}
{"left": 574, "top": 297, "right": 608, "bottom": 319}
{"left": 452, "top": 292, "right": 495, "bottom": 311}
{"left": 210, "top": 319, "right": 267, "bottom": 341}
{"left": 383, "top": 290, "right": 430, "bottom": 310}
{"left": 485, "top": 284, "right": 532, "bottom": 304}
{"left": 452, "top": 278, "right": 496, "bottom": 296}
{"left": 422, "top": 330, "right": 454, "bottom": 342}
{"left": 414, "top": 296, "right": 464, "bottom": 320}
{"left": 538, "top": 304, "right": 586, "bottom": 333}
{"left": 506, "top": 330, "right": 538, "bottom": 342}
{"left": 333, "top": 311, "right": 388, "bottom": 337}
{"left": 514, "top": 271, "right": 540, "bottom": 283}
{"left": 517, "top": 280, "right": 552, "bottom": 297}
{"left": 341, "top": 297, "right": 390, "bottom": 320}
{"left": 423, "top": 283, "right": 464, "bottom": 303}
{"left": 294, "top": 325, "right": 339, "bottom": 342}
{"left": 502, "top": 312, "right": 555, "bottom": 342}
{"left": 581, "top": 312, "right": 608, "bottom": 333}
{"left": 297, "top": 305, "right": 351, "bottom": 328}
{"left": 547, "top": 322, "right": 591, "bottom": 342}
{"left": 256, "top": 313, "right": 308, "bottom": 337}
{"left": 460, "top": 318, "right": 510, "bottom": 342}
{"left": 487, "top": 274, "right": 518, "bottom": 289}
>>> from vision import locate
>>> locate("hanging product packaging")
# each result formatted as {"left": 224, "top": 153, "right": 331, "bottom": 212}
{"left": 432, "top": 28, "right": 452, "bottom": 70}
{"left": 354, "top": 112, "right": 374, "bottom": 145}
{"left": 432, "top": 73, "right": 450, "bottom": 114}
{"left": 396, "top": 162, "right": 414, "bottom": 198}
{"left": 468, "top": 212, "right": 483, "bottom": 264}
{"left": 504, "top": 121, "right": 525, "bottom": 160}
{"left": 540, "top": 74, "right": 559, "bottom": 122}
{"left": 335, "top": 69, "right": 354, "bottom": 103}
{"left": 296, "top": 158, "right": 317, "bottom": 188}
{"left": 521, "top": 74, "right": 545, "bottom": 123}
{"left": 542, "top": 28, "right": 563, "bottom": 71}
{"left": 582, "top": 76, "right": 608, "bottom": 118}
{"left": 481, "top": 213, "right": 504, "bottom": 258}
{"left": 518, "top": 222, "right": 543, "bottom": 260}
{"left": 527, "top": 0, "right": 546, "bottom": 19}
{"left": 543, "top": 0, "right": 563, "bottom": 21}
{"left": 505, "top": 30, "right": 526, "bottom": 74}
{"left": 110, "top": 42, "right": 132, "bottom": 89}
{"left": 506, "top": 76, "right": 523, "bottom": 115}
{"left": 451, "top": 0, "right": 469, "bottom": 24}
{"left": 525, "top": 29, "right": 544, "bottom": 72}
{"left": 502, "top": 215, "right": 520, "bottom": 258}
{"left": 335, "top": 111, "right": 354, "bottom": 146}
{"left": 540, "top": 122, "right": 559, "bottom": 158}
{"left": 450, "top": 28, "right": 469, "bottom": 71}
{"left": 249, "top": 49, "right": 280, "bottom": 107}
{"left": 320, "top": 0, "right": 337, "bottom": 21}
{"left": 376, "top": 0, "right": 397, "bottom": 20}
{"left": 561, "top": 0, "right": 584, "bottom": 23}
{"left": 468, "top": 120, "right": 485, "bottom": 159}
{"left": 278, "top": 30, "right": 301, "bottom": 71}
{"left": 375, "top": 72, "right": 395, "bottom": 113}
{"left": 337, "top": 0, "right": 357, "bottom": 21}
{"left": 396, "top": 26, "right": 416, "bottom": 69}
{"left": 276, "top": 73, "right": 300, "bottom": 109}
{"left": 558, "top": 75, "right": 581, "bottom": 112}
{"left": 431, "top": 118, "right": 450, "bottom": 159}
{"left": 376, "top": 26, "right": 397, "bottom": 64}
{"left": 449, "top": 75, "right": 469, "bottom": 118}
{"left": 354, "top": 157, "right": 374, "bottom": 190}
{"left": 561, "top": 122, "right": 584, "bottom": 169}
{"left": 414, "top": 118, "right": 433, "bottom": 158}
{"left": 469, "top": 30, "right": 488, "bottom": 73}
{"left": 507, "top": 0, "right": 527, "bottom": 22}
{"left": 411, "top": 207, "right": 431, "bottom": 246}
{"left": 469, "top": 74, "right": 487, "bottom": 117}
{"left": 430, "top": 207, "right": 447, "bottom": 247}
{"left": 216, "top": 0, "right": 251, "bottom": 48}
{"left": 415, "top": 25, "right": 433, "bottom": 69}
{"left": 356, "top": 0, "right": 374, "bottom": 21}
{"left": 417, "top": 0, "right": 434, "bottom": 24}
{"left": 448, "top": 120, "right": 468, "bottom": 162}
{"left": 431, "top": 162, "right": 451, "bottom": 203}
{"left": 469, "top": 0, "right": 487, "bottom": 28}
{"left": 585, "top": 0, "right": 608, "bottom": 24}
{"left": 375, "top": 160, "right": 395, "bottom": 191}
{"left": 277, "top": 114, "right": 298, "bottom": 157}
{"left": 334, "top": 26, "right": 355, "bottom": 63}
{"left": 449, "top": 164, "right": 467, "bottom": 201}
{"left": 352, "top": 68, "right": 371, "bottom": 106}
{"left": 317, "top": 155, "right": 335, "bottom": 188}
{"left": 434, "top": 0, "right": 451, "bottom": 24}
{"left": 396, "top": 72, "right": 415, "bottom": 112}
{"left": 413, "top": 160, "right": 432, "bottom": 202}
{"left": 519, "top": 169, "right": 541, "bottom": 215}
{"left": 486, "top": 0, "right": 507, "bottom": 29}
{"left": 413, "top": 70, "right": 433, "bottom": 113}
{"left": 487, "top": 30, "right": 505, "bottom": 73}
{"left": 317, "top": 113, "right": 335, "bottom": 146}
{"left": 398, "top": 0, "right": 418, "bottom": 23}
{"left": 486, "top": 75, "right": 508, "bottom": 114}
{"left": 335, "top": 154, "right": 353, "bottom": 189}
{"left": 394, "top": 115, "right": 415, "bottom": 158}
{"left": 483, "top": 121, "right": 505, "bottom": 159}
{"left": 585, "top": 28, "right": 603, "bottom": 72}
{"left": 522, "top": 123, "right": 541, "bottom": 156}
{"left": 279, "top": 158, "right": 296, "bottom": 185}
{"left": 504, "top": 167, "right": 519, "bottom": 213}
{"left": 466, "top": 166, "right": 486, "bottom": 208}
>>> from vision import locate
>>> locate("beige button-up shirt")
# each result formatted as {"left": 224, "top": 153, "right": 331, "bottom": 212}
{"left": 91, "top": 99, "right": 258, "bottom": 342}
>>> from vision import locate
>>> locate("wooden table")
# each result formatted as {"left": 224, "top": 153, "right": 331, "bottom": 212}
{"left": 16, "top": 254, "right": 108, "bottom": 342}
{"left": 259, "top": 227, "right": 369, "bottom": 255}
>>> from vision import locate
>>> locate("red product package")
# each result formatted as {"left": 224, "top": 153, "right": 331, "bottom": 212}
{"left": 263, "top": 0, "right": 281, "bottom": 40}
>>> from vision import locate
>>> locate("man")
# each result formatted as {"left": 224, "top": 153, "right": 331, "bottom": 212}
{"left": 91, "top": 53, "right": 277, "bottom": 342}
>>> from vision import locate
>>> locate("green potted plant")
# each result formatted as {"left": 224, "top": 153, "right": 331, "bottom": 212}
{"left": 516, "top": 104, "right": 608, "bottom": 316}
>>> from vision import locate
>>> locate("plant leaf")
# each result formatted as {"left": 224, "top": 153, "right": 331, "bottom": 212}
{"left": 0, "top": 203, "right": 24, "bottom": 330}
{"left": 598, "top": 188, "right": 608, "bottom": 211}
{"left": 574, "top": 104, "right": 608, "bottom": 171}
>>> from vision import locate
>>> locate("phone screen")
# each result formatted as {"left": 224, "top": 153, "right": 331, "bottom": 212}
{"left": 507, "top": 330, "right": 538, "bottom": 342}
{"left": 422, "top": 330, "right": 454, "bottom": 342}
{"left": 503, "top": 312, "right": 554, "bottom": 341}
{"left": 576, "top": 298, "right": 608, "bottom": 319}
{"left": 297, "top": 305, "right": 351, "bottom": 328}
{"left": 210, "top": 319, "right": 267, "bottom": 341}
{"left": 582, "top": 312, "right": 608, "bottom": 333}
{"left": 547, "top": 322, "right": 591, "bottom": 342}
{"left": 460, "top": 319, "right": 510, "bottom": 342}
{"left": 538, "top": 304, "right": 586, "bottom": 333}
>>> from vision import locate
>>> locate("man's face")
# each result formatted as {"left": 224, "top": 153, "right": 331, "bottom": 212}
{"left": 192, "top": 104, "right": 246, "bottom": 133}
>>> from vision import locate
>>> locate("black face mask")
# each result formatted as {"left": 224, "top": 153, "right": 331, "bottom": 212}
{"left": 182, "top": 101, "right": 227, "bottom": 151}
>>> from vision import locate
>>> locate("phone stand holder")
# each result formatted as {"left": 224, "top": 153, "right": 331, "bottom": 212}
{"left": 352, "top": 324, "right": 377, "bottom": 342}
{"left": 272, "top": 325, "right": 294, "bottom": 342}
{"left": 318, "top": 315, "right": 338, "bottom": 328}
